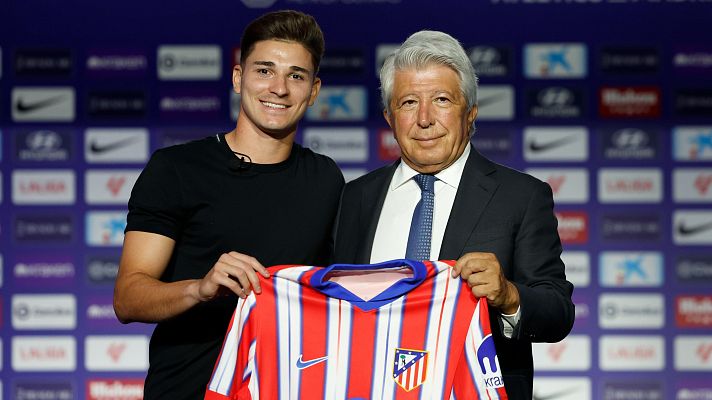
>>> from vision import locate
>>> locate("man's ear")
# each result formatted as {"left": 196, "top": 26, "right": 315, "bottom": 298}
{"left": 467, "top": 105, "right": 478, "bottom": 126}
{"left": 232, "top": 65, "right": 242, "bottom": 94}
{"left": 383, "top": 108, "right": 394, "bottom": 130}
{"left": 308, "top": 77, "right": 321, "bottom": 106}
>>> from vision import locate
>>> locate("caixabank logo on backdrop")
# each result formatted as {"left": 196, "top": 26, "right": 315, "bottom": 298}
{"left": 526, "top": 86, "right": 584, "bottom": 119}
{"left": 303, "top": 128, "right": 369, "bottom": 163}
{"left": 676, "top": 295, "right": 712, "bottom": 328}
{"left": 12, "top": 336, "right": 76, "bottom": 371}
{"left": 85, "top": 211, "right": 127, "bottom": 247}
{"left": 13, "top": 214, "right": 74, "bottom": 243}
{"left": 13, "top": 128, "right": 73, "bottom": 163}
{"left": 600, "top": 127, "right": 659, "bottom": 161}
{"left": 598, "top": 293, "right": 664, "bottom": 329}
{"left": 86, "top": 49, "right": 148, "bottom": 77}
{"left": 532, "top": 377, "right": 591, "bottom": 400}
{"left": 599, "top": 335, "right": 664, "bottom": 371}
{"left": 13, "top": 253, "right": 75, "bottom": 288}
{"left": 526, "top": 168, "right": 589, "bottom": 204}
{"left": 598, "top": 168, "right": 663, "bottom": 204}
{"left": 86, "top": 379, "right": 144, "bottom": 400}
{"left": 157, "top": 45, "right": 221, "bottom": 80}
{"left": 306, "top": 86, "right": 367, "bottom": 121}
{"left": 523, "top": 126, "right": 589, "bottom": 162}
{"left": 467, "top": 45, "right": 511, "bottom": 77}
{"left": 88, "top": 90, "right": 147, "bottom": 119}
{"left": 599, "top": 252, "right": 663, "bottom": 288}
{"left": 673, "top": 168, "right": 712, "bottom": 202}
{"left": 14, "top": 48, "right": 72, "bottom": 77}
{"left": 13, "top": 381, "right": 74, "bottom": 400}
{"left": 599, "top": 86, "right": 661, "bottom": 118}
{"left": 600, "top": 213, "right": 661, "bottom": 242}
{"left": 599, "top": 46, "right": 659, "bottom": 74}
{"left": 532, "top": 335, "right": 591, "bottom": 371}
{"left": 673, "top": 126, "right": 712, "bottom": 161}
{"left": 524, "top": 43, "right": 587, "bottom": 79}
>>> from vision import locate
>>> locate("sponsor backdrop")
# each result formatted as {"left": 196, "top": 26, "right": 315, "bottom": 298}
{"left": 1, "top": 1, "right": 712, "bottom": 399}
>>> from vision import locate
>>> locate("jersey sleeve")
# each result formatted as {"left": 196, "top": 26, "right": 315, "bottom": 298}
{"left": 452, "top": 297, "right": 509, "bottom": 399}
{"left": 126, "top": 148, "right": 185, "bottom": 240}
{"left": 205, "top": 295, "right": 258, "bottom": 400}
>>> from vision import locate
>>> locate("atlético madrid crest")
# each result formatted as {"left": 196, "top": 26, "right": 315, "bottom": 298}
{"left": 392, "top": 348, "right": 428, "bottom": 391}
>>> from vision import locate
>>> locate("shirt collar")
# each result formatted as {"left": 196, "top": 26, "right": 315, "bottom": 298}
{"left": 390, "top": 144, "right": 471, "bottom": 191}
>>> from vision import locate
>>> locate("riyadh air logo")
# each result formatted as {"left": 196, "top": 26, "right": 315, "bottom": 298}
{"left": 524, "top": 126, "right": 588, "bottom": 161}
{"left": 674, "top": 336, "right": 712, "bottom": 371}
{"left": 477, "top": 85, "right": 514, "bottom": 120}
{"left": 12, "top": 87, "right": 75, "bottom": 122}
{"left": 674, "top": 127, "right": 712, "bottom": 161}
{"left": 599, "top": 252, "right": 663, "bottom": 288}
{"left": 673, "top": 169, "right": 712, "bottom": 202}
{"left": 393, "top": 348, "right": 428, "bottom": 391}
{"left": 674, "top": 210, "right": 712, "bottom": 245}
{"left": 306, "top": 86, "right": 367, "bottom": 121}
{"left": 526, "top": 168, "right": 588, "bottom": 203}
{"left": 524, "top": 43, "right": 587, "bottom": 79}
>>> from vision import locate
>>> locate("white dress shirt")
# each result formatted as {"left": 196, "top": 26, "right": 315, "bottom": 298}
{"left": 369, "top": 145, "right": 520, "bottom": 336}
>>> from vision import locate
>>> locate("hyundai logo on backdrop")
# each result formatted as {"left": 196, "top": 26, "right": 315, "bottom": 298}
{"left": 526, "top": 86, "right": 584, "bottom": 118}
{"left": 14, "top": 128, "right": 73, "bottom": 163}
{"left": 600, "top": 127, "right": 659, "bottom": 160}
{"left": 467, "top": 45, "right": 511, "bottom": 77}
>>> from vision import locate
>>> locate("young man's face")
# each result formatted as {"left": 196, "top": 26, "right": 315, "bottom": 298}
{"left": 234, "top": 40, "right": 321, "bottom": 139}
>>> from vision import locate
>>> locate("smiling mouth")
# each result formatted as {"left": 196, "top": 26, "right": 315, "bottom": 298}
{"left": 261, "top": 100, "right": 288, "bottom": 109}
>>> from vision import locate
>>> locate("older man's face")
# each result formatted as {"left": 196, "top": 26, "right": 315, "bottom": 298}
{"left": 384, "top": 64, "right": 477, "bottom": 174}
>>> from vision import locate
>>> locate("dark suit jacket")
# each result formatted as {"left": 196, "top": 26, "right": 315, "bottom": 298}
{"left": 333, "top": 146, "right": 575, "bottom": 399}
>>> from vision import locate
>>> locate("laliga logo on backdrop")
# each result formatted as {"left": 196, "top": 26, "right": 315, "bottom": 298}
{"left": 240, "top": 0, "right": 278, "bottom": 8}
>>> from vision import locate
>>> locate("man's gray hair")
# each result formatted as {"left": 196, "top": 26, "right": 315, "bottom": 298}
{"left": 380, "top": 30, "right": 478, "bottom": 115}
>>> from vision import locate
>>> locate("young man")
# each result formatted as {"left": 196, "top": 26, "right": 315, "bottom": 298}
{"left": 113, "top": 10, "right": 344, "bottom": 399}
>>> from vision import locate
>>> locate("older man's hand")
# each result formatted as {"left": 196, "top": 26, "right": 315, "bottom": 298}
{"left": 451, "top": 252, "right": 520, "bottom": 314}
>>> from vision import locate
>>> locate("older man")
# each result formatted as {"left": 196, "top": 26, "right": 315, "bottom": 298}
{"left": 334, "top": 30, "right": 574, "bottom": 399}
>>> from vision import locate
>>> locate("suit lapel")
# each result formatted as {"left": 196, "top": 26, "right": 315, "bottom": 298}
{"left": 439, "top": 147, "right": 499, "bottom": 259}
{"left": 356, "top": 162, "right": 398, "bottom": 263}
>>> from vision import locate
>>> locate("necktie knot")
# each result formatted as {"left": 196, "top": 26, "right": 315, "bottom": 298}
{"left": 413, "top": 174, "right": 435, "bottom": 193}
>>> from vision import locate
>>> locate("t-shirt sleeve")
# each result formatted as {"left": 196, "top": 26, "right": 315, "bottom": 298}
{"left": 126, "top": 149, "right": 185, "bottom": 240}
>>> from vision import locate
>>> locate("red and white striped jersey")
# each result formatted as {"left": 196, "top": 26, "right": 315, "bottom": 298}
{"left": 205, "top": 259, "right": 508, "bottom": 400}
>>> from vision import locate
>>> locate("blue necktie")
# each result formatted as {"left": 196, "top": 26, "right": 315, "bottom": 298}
{"left": 405, "top": 174, "right": 436, "bottom": 261}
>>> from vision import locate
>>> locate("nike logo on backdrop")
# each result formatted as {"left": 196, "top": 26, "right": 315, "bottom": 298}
{"left": 528, "top": 135, "right": 578, "bottom": 152}
{"left": 15, "top": 95, "right": 67, "bottom": 113}
{"left": 478, "top": 93, "right": 508, "bottom": 108}
{"left": 677, "top": 221, "right": 712, "bottom": 236}
{"left": 296, "top": 354, "right": 328, "bottom": 370}
{"left": 89, "top": 137, "right": 140, "bottom": 154}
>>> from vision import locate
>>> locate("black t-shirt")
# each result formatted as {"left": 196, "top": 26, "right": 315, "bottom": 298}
{"left": 126, "top": 133, "right": 344, "bottom": 399}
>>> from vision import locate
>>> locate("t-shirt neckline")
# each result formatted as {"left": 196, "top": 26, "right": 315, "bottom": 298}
{"left": 216, "top": 132, "right": 298, "bottom": 174}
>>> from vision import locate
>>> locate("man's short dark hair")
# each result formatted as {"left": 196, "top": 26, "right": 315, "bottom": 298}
{"left": 240, "top": 10, "right": 325, "bottom": 75}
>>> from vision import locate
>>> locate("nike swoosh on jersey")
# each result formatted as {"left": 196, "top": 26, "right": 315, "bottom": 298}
{"left": 296, "top": 354, "right": 328, "bottom": 370}
{"left": 528, "top": 135, "right": 578, "bottom": 152}
{"left": 15, "top": 95, "right": 67, "bottom": 113}
{"left": 89, "top": 137, "right": 140, "bottom": 154}
{"left": 677, "top": 221, "right": 712, "bottom": 236}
